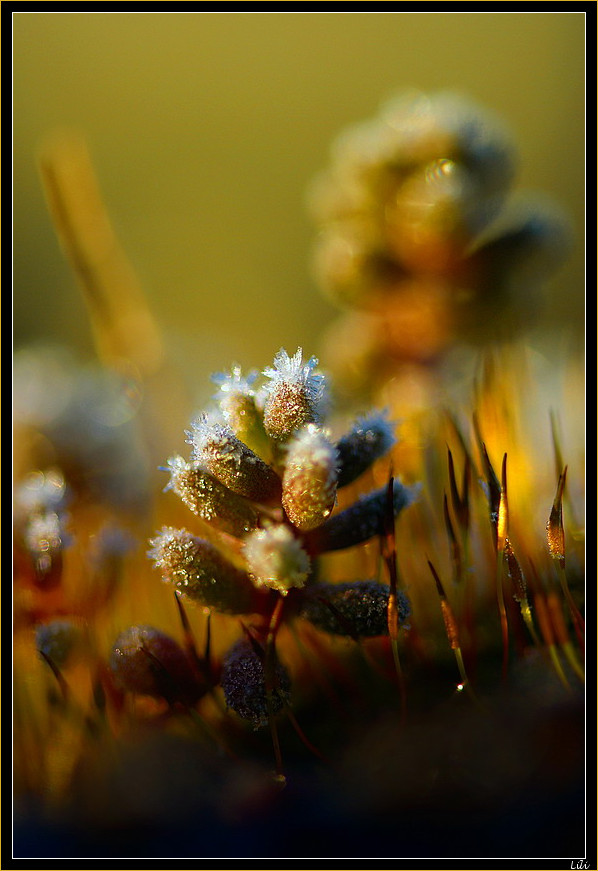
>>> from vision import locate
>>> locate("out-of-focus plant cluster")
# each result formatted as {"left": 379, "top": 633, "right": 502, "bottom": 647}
{"left": 309, "top": 90, "right": 571, "bottom": 397}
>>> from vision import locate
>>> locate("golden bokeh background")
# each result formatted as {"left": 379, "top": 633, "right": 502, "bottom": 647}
{"left": 13, "top": 12, "right": 586, "bottom": 384}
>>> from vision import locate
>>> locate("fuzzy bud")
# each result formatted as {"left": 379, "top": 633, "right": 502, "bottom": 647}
{"left": 282, "top": 425, "right": 338, "bottom": 531}
{"left": 303, "top": 479, "right": 418, "bottom": 554}
{"left": 163, "top": 455, "right": 259, "bottom": 537}
{"left": 300, "top": 581, "right": 410, "bottom": 637}
{"left": 335, "top": 411, "right": 396, "bottom": 488}
{"left": 187, "top": 416, "right": 281, "bottom": 504}
{"left": 243, "top": 525, "right": 310, "bottom": 595}
{"left": 262, "top": 348, "right": 326, "bottom": 441}
{"left": 148, "top": 527, "right": 264, "bottom": 614}
{"left": 109, "top": 625, "right": 201, "bottom": 705}
{"left": 221, "top": 638, "right": 291, "bottom": 729}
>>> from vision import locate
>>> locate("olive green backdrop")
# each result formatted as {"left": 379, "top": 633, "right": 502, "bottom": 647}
{"left": 13, "top": 12, "right": 586, "bottom": 385}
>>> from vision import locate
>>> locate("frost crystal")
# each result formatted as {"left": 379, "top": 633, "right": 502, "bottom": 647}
{"left": 211, "top": 366, "right": 260, "bottom": 398}
{"left": 187, "top": 414, "right": 242, "bottom": 465}
{"left": 211, "top": 367, "right": 271, "bottom": 459}
{"left": 263, "top": 348, "right": 325, "bottom": 406}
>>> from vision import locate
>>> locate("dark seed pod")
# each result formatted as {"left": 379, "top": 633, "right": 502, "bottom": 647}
{"left": 148, "top": 527, "right": 266, "bottom": 615}
{"left": 109, "top": 625, "right": 201, "bottom": 705}
{"left": 299, "top": 581, "right": 410, "bottom": 637}
{"left": 335, "top": 411, "right": 396, "bottom": 488}
{"left": 303, "top": 479, "right": 418, "bottom": 554}
{"left": 221, "top": 638, "right": 291, "bottom": 729}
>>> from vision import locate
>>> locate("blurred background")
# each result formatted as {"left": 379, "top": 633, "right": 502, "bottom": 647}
{"left": 13, "top": 12, "right": 586, "bottom": 393}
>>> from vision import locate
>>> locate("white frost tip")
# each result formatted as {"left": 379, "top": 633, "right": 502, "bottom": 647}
{"left": 286, "top": 424, "right": 338, "bottom": 478}
{"left": 263, "top": 348, "right": 325, "bottom": 406}
{"left": 160, "top": 455, "right": 189, "bottom": 492}
{"left": 243, "top": 525, "right": 311, "bottom": 595}
{"left": 186, "top": 414, "right": 240, "bottom": 462}
{"left": 211, "top": 366, "right": 260, "bottom": 398}
{"left": 147, "top": 526, "right": 187, "bottom": 567}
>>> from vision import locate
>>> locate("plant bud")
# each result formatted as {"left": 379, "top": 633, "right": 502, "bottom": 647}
{"left": 163, "top": 455, "right": 259, "bottom": 537}
{"left": 299, "top": 581, "right": 410, "bottom": 637}
{"left": 335, "top": 411, "right": 396, "bottom": 488}
{"left": 148, "top": 527, "right": 265, "bottom": 615}
{"left": 243, "top": 525, "right": 310, "bottom": 595}
{"left": 262, "top": 348, "right": 326, "bottom": 441}
{"left": 187, "top": 416, "right": 281, "bottom": 504}
{"left": 303, "top": 479, "right": 418, "bottom": 554}
{"left": 109, "top": 625, "right": 201, "bottom": 705}
{"left": 282, "top": 425, "right": 338, "bottom": 531}
{"left": 221, "top": 638, "right": 291, "bottom": 729}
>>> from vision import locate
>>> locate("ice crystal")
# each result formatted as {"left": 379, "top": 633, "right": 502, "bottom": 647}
{"left": 211, "top": 366, "right": 260, "bottom": 397}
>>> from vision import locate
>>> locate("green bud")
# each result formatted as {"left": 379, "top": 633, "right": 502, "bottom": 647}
{"left": 212, "top": 367, "right": 272, "bottom": 460}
